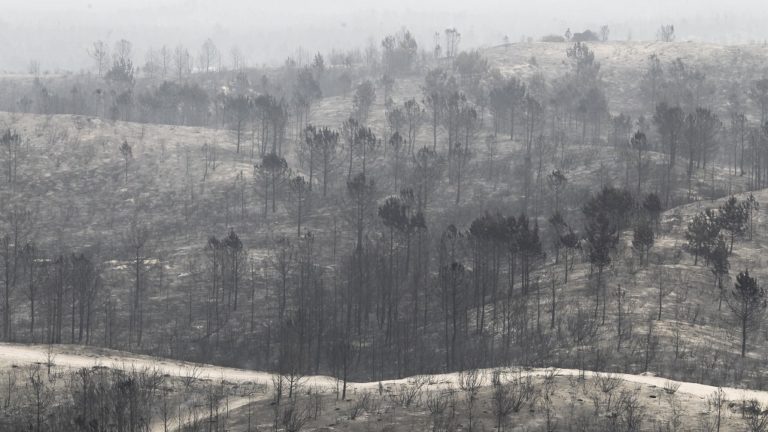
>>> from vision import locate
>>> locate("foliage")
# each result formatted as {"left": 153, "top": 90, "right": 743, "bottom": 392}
{"left": 684, "top": 209, "right": 720, "bottom": 265}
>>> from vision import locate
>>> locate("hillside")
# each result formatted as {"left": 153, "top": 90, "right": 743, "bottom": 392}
{"left": 485, "top": 41, "right": 768, "bottom": 116}
{"left": 0, "top": 102, "right": 761, "bottom": 379}
{"left": 2, "top": 35, "right": 768, "bottom": 431}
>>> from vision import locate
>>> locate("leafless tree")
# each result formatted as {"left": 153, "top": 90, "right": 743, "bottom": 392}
{"left": 126, "top": 219, "right": 150, "bottom": 348}
{"left": 173, "top": 45, "right": 192, "bottom": 81}
{"left": 230, "top": 46, "right": 245, "bottom": 72}
{"left": 1, "top": 129, "right": 20, "bottom": 186}
{"left": 458, "top": 368, "right": 484, "bottom": 432}
{"left": 199, "top": 38, "right": 220, "bottom": 73}
{"left": 88, "top": 40, "right": 110, "bottom": 77}
{"left": 600, "top": 25, "right": 610, "bottom": 41}
{"left": 658, "top": 24, "right": 676, "bottom": 42}
{"left": 289, "top": 175, "right": 309, "bottom": 237}
{"left": 444, "top": 28, "right": 461, "bottom": 59}
{"left": 159, "top": 45, "right": 172, "bottom": 79}
{"left": 119, "top": 139, "right": 132, "bottom": 184}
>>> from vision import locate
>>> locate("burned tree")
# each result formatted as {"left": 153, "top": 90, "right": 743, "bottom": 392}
{"left": 727, "top": 270, "right": 765, "bottom": 357}
{"left": 225, "top": 94, "right": 251, "bottom": 154}
{"left": 2, "top": 129, "right": 21, "bottom": 185}
{"left": 256, "top": 153, "right": 289, "bottom": 217}
{"left": 126, "top": 220, "right": 149, "bottom": 348}
{"left": 119, "top": 139, "right": 132, "bottom": 184}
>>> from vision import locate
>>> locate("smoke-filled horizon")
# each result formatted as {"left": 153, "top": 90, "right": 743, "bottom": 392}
{"left": 1, "top": 0, "right": 767, "bottom": 72}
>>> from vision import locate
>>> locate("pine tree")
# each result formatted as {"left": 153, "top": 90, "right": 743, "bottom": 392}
{"left": 744, "top": 193, "right": 760, "bottom": 240}
{"left": 583, "top": 186, "right": 634, "bottom": 241}
{"left": 257, "top": 153, "right": 289, "bottom": 217}
{"left": 629, "top": 130, "right": 649, "bottom": 197}
{"left": 289, "top": 176, "right": 309, "bottom": 237}
{"left": 119, "top": 139, "right": 132, "bottom": 184}
{"left": 728, "top": 270, "right": 765, "bottom": 357}
{"left": 546, "top": 170, "right": 568, "bottom": 214}
{"left": 585, "top": 211, "right": 617, "bottom": 322}
{"left": 718, "top": 196, "right": 749, "bottom": 253}
{"left": 517, "top": 215, "right": 544, "bottom": 296}
{"left": 632, "top": 218, "right": 655, "bottom": 266}
{"left": 642, "top": 193, "right": 663, "bottom": 227}
{"left": 709, "top": 236, "right": 729, "bottom": 310}
{"left": 684, "top": 209, "right": 720, "bottom": 265}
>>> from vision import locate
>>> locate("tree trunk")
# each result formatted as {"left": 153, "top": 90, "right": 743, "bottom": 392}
{"left": 742, "top": 316, "right": 747, "bottom": 357}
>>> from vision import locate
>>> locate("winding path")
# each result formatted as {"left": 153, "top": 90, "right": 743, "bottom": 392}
{"left": 2, "top": 343, "right": 767, "bottom": 430}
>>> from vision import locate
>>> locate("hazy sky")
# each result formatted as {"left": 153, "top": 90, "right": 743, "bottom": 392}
{"left": 2, "top": 0, "right": 767, "bottom": 72}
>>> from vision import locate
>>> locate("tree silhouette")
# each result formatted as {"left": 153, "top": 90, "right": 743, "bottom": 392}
{"left": 718, "top": 196, "right": 749, "bottom": 253}
{"left": 658, "top": 24, "right": 675, "bottom": 42}
{"left": 684, "top": 209, "right": 720, "bottom": 265}
{"left": 629, "top": 130, "right": 649, "bottom": 197}
{"left": 422, "top": 68, "right": 452, "bottom": 150}
{"left": 222, "top": 229, "right": 243, "bottom": 310}
{"left": 566, "top": 42, "right": 600, "bottom": 81}
{"left": 105, "top": 39, "right": 135, "bottom": 88}
{"left": 293, "top": 67, "right": 322, "bottom": 130}
{"left": 352, "top": 80, "right": 376, "bottom": 123}
{"left": 582, "top": 186, "right": 634, "bottom": 241}
{"left": 709, "top": 236, "right": 729, "bottom": 310}
{"left": 2, "top": 129, "right": 21, "bottom": 184}
{"left": 653, "top": 103, "right": 684, "bottom": 168}
{"left": 585, "top": 210, "right": 617, "bottom": 322}
{"left": 289, "top": 175, "right": 309, "bottom": 237}
{"left": 642, "top": 193, "right": 663, "bottom": 227}
{"left": 88, "top": 40, "right": 110, "bottom": 77}
{"left": 126, "top": 220, "right": 149, "bottom": 348}
{"left": 560, "top": 225, "right": 579, "bottom": 284}
{"left": 546, "top": 169, "right": 568, "bottom": 213}
{"left": 257, "top": 153, "right": 288, "bottom": 217}
{"left": 119, "top": 139, "right": 132, "bottom": 184}
{"left": 412, "top": 146, "right": 444, "bottom": 212}
{"left": 632, "top": 218, "right": 655, "bottom": 266}
{"left": 489, "top": 77, "right": 526, "bottom": 141}
{"left": 346, "top": 173, "right": 376, "bottom": 252}
{"left": 381, "top": 29, "right": 418, "bottom": 75}
{"left": 225, "top": 94, "right": 251, "bottom": 154}
{"left": 517, "top": 214, "right": 544, "bottom": 296}
{"left": 342, "top": 119, "right": 377, "bottom": 178}
{"left": 728, "top": 270, "right": 765, "bottom": 357}
{"left": 452, "top": 99, "right": 479, "bottom": 204}
{"left": 683, "top": 108, "right": 721, "bottom": 195}
{"left": 389, "top": 131, "right": 405, "bottom": 191}
{"left": 402, "top": 98, "right": 424, "bottom": 153}
{"left": 312, "top": 126, "right": 339, "bottom": 197}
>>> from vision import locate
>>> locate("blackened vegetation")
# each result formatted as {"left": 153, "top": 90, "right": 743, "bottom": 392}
{"left": 3, "top": 28, "right": 768, "bottom": 427}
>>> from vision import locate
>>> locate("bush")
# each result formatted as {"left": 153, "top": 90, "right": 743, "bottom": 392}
{"left": 541, "top": 35, "right": 566, "bottom": 43}
{"left": 572, "top": 30, "right": 600, "bottom": 42}
{"left": 349, "top": 393, "right": 367, "bottom": 420}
